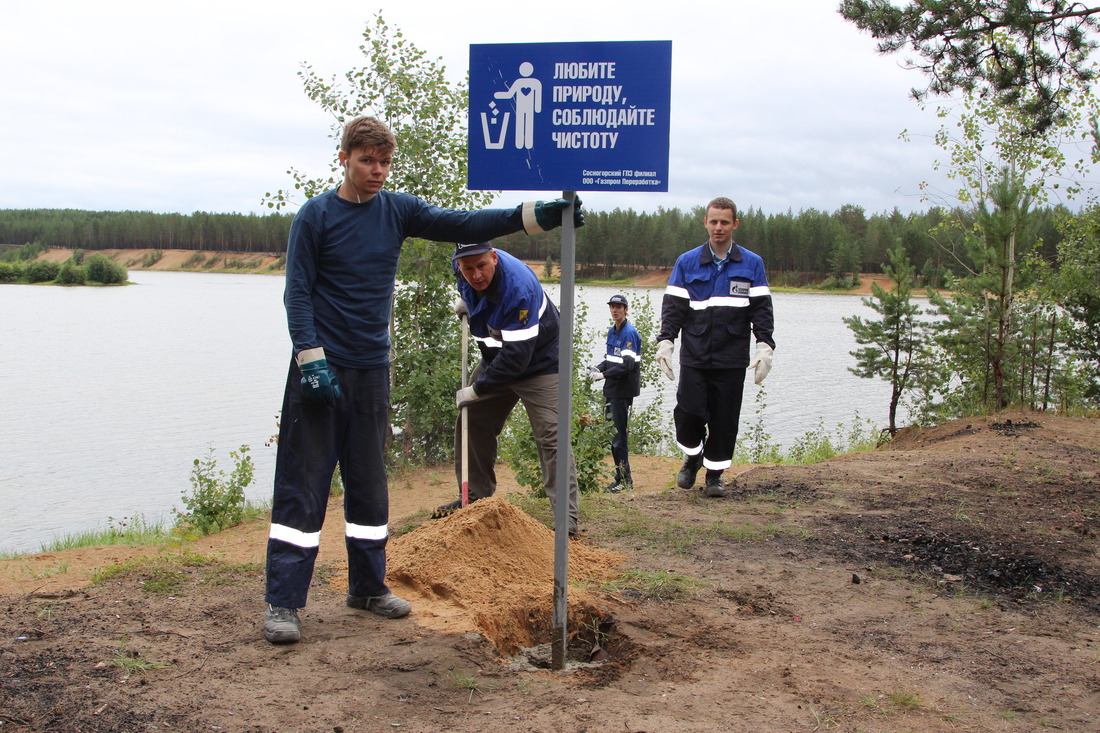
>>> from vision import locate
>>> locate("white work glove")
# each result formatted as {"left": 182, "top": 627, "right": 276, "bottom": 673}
{"left": 588, "top": 366, "right": 605, "bottom": 382}
{"left": 454, "top": 298, "right": 468, "bottom": 319}
{"left": 748, "top": 343, "right": 774, "bottom": 384}
{"left": 456, "top": 385, "right": 479, "bottom": 407}
{"left": 656, "top": 340, "right": 675, "bottom": 381}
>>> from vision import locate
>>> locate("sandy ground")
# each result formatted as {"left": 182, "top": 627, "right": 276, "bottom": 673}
{"left": 3, "top": 411, "right": 1100, "bottom": 732}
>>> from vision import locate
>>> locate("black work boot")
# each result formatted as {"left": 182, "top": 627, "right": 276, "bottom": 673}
{"left": 703, "top": 470, "right": 726, "bottom": 498}
{"left": 676, "top": 454, "right": 703, "bottom": 489}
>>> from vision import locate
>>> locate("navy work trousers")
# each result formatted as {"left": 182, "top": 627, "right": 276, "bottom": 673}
{"left": 605, "top": 395, "right": 633, "bottom": 484}
{"left": 674, "top": 365, "right": 747, "bottom": 472}
{"left": 265, "top": 360, "right": 391, "bottom": 609}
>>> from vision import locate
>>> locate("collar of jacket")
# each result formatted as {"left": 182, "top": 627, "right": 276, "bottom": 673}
{"left": 696, "top": 242, "right": 743, "bottom": 267}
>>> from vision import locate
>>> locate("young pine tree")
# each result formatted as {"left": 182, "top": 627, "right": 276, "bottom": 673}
{"left": 843, "top": 244, "right": 926, "bottom": 435}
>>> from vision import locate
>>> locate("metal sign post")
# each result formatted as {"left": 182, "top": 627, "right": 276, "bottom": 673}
{"left": 551, "top": 191, "right": 577, "bottom": 670}
{"left": 467, "top": 40, "right": 671, "bottom": 672}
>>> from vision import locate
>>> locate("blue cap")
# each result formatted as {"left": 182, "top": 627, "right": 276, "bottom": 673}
{"left": 452, "top": 242, "right": 493, "bottom": 261}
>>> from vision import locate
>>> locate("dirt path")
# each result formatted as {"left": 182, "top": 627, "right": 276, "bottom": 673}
{"left": 3, "top": 412, "right": 1100, "bottom": 731}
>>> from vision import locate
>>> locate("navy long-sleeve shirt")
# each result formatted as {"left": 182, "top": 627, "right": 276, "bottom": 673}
{"left": 284, "top": 189, "right": 527, "bottom": 369}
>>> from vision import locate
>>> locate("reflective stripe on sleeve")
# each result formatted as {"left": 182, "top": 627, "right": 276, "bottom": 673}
{"left": 502, "top": 322, "right": 539, "bottom": 342}
{"left": 665, "top": 284, "right": 689, "bottom": 298}
{"left": 474, "top": 335, "right": 504, "bottom": 349}
{"left": 500, "top": 293, "right": 549, "bottom": 342}
{"left": 749, "top": 285, "right": 771, "bottom": 297}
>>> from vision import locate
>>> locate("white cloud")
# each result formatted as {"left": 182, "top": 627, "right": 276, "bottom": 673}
{"left": 0, "top": 0, "right": 961, "bottom": 217}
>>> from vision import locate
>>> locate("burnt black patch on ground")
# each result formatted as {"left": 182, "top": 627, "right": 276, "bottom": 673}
{"left": 813, "top": 513, "right": 1100, "bottom": 612}
{"left": 990, "top": 419, "right": 1042, "bottom": 435}
{"left": 730, "top": 478, "right": 823, "bottom": 502}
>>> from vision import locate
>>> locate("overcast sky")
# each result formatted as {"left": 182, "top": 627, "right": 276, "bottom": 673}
{"left": 1, "top": 0, "right": 963, "bottom": 218}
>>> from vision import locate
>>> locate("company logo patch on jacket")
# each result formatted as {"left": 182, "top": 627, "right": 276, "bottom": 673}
{"left": 518, "top": 308, "right": 529, "bottom": 324}
{"left": 729, "top": 280, "right": 751, "bottom": 297}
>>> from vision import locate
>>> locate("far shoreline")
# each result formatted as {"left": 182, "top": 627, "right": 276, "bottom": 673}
{"left": 30, "top": 247, "right": 898, "bottom": 295}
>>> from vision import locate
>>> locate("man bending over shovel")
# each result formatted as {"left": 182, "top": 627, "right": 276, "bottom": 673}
{"left": 433, "top": 241, "right": 581, "bottom": 538}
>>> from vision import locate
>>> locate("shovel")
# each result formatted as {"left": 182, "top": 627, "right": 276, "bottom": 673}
{"left": 460, "top": 312, "right": 470, "bottom": 508}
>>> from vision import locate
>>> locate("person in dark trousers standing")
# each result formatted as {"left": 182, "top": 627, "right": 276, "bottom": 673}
{"left": 655, "top": 197, "right": 775, "bottom": 498}
{"left": 435, "top": 241, "right": 581, "bottom": 536}
{"left": 263, "top": 115, "right": 583, "bottom": 644}
{"left": 589, "top": 294, "right": 642, "bottom": 492}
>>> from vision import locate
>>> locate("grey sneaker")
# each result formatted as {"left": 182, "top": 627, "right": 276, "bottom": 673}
{"left": 347, "top": 592, "right": 411, "bottom": 619}
{"left": 263, "top": 604, "right": 301, "bottom": 644}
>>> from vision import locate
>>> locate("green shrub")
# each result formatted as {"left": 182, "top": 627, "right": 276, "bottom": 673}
{"left": 498, "top": 298, "right": 614, "bottom": 496}
{"left": 56, "top": 260, "right": 86, "bottom": 285}
{"left": 174, "top": 445, "right": 255, "bottom": 535}
{"left": 182, "top": 252, "right": 206, "bottom": 268}
{"left": 72, "top": 249, "right": 85, "bottom": 265}
{"left": 85, "top": 253, "right": 127, "bottom": 284}
{"left": 16, "top": 241, "right": 47, "bottom": 261}
{"left": 23, "top": 259, "right": 60, "bottom": 283}
{"left": 0, "top": 261, "right": 21, "bottom": 282}
{"left": 141, "top": 250, "right": 163, "bottom": 267}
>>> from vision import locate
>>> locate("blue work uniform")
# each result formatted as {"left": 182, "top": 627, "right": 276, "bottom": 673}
{"left": 457, "top": 249, "right": 559, "bottom": 392}
{"left": 596, "top": 320, "right": 642, "bottom": 485}
{"left": 453, "top": 248, "right": 579, "bottom": 532}
{"left": 658, "top": 241, "right": 775, "bottom": 472}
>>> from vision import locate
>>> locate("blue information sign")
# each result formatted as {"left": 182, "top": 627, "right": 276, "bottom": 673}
{"left": 468, "top": 40, "right": 672, "bottom": 192}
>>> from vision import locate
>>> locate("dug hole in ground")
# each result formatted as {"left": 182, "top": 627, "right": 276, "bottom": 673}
{"left": 2, "top": 412, "right": 1100, "bottom": 732}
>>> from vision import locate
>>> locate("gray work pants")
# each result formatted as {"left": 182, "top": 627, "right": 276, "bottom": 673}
{"left": 454, "top": 366, "right": 579, "bottom": 532}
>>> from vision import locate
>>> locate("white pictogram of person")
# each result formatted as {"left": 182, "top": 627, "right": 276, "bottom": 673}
{"left": 494, "top": 62, "right": 541, "bottom": 149}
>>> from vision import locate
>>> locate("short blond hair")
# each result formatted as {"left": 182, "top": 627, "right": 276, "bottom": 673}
{"left": 340, "top": 116, "right": 396, "bottom": 154}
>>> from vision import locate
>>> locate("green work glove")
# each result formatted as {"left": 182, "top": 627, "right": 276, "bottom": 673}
{"left": 297, "top": 347, "right": 342, "bottom": 407}
{"left": 522, "top": 197, "right": 585, "bottom": 233}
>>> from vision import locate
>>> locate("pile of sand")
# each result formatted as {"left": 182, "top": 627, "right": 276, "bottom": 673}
{"left": 330, "top": 496, "right": 625, "bottom": 654}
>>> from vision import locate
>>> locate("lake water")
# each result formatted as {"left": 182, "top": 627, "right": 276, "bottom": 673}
{"left": 0, "top": 270, "right": 904, "bottom": 554}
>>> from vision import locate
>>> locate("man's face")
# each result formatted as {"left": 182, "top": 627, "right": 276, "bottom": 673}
{"left": 609, "top": 303, "right": 627, "bottom": 326}
{"left": 338, "top": 145, "right": 393, "bottom": 198}
{"left": 457, "top": 250, "right": 498, "bottom": 291}
{"left": 704, "top": 207, "right": 739, "bottom": 248}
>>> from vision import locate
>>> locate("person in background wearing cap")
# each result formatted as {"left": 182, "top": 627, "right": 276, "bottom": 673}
{"left": 435, "top": 241, "right": 581, "bottom": 537}
{"left": 263, "top": 115, "right": 584, "bottom": 645}
{"left": 655, "top": 196, "right": 774, "bottom": 498}
{"left": 589, "top": 294, "right": 642, "bottom": 492}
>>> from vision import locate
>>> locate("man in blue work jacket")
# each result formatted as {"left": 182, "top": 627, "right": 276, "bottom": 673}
{"left": 589, "top": 294, "right": 642, "bottom": 492}
{"left": 263, "top": 116, "right": 583, "bottom": 645}
{"left": 439, "top": 241, "right": 581, "bottom": 536}
{"left": 655, "top": 197, "right": 775, "bottom": 498}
